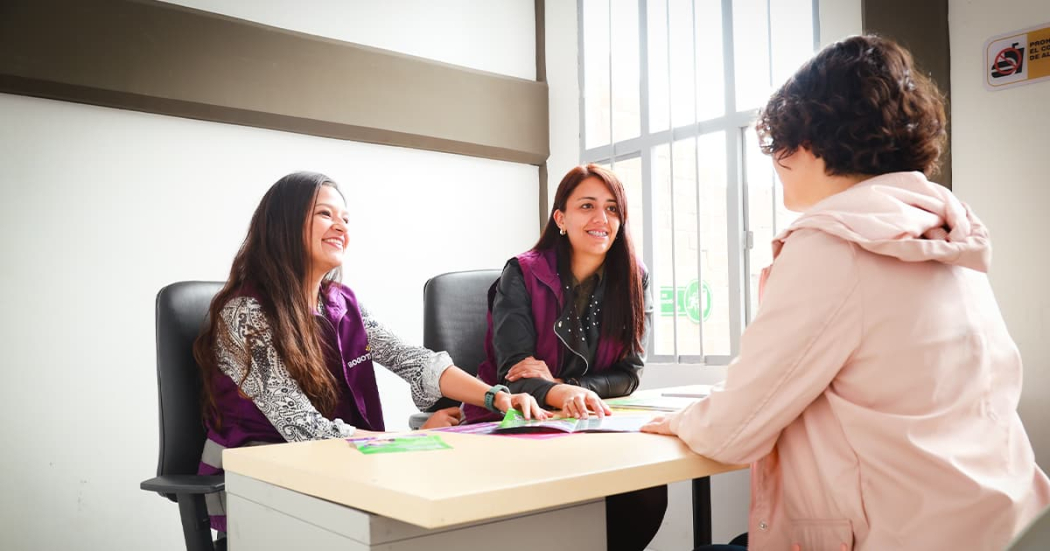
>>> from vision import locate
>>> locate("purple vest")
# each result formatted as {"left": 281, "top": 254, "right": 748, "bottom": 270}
{"left": 465, "top": 248, "right": 626, "bottom": 422}
{"left": 203, "top": 282, "right": 385, "bottom": 451}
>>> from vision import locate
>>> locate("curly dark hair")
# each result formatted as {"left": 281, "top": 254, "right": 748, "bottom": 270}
{"left": 756, "top": 34, "right": 947, "bottom": 177}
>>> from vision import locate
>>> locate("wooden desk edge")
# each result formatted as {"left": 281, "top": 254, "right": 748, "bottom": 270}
{"left": 223, "top": 435, "right": 747, "bottom": 529}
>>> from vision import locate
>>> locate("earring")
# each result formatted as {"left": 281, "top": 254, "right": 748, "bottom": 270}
{"left": 559, "top": 227, "right": 566, "bottom": 235}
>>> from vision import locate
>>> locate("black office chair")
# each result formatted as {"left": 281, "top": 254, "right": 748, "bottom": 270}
{"left": 409, "top": 269, "right": 501, "bottom": 429}
{"left": 140, "top": 281, "right": 226, "bottom": 551}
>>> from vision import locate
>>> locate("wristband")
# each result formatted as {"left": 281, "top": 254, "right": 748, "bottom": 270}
{"left": 484, "top": 384, "right": 510, "bottom": 413}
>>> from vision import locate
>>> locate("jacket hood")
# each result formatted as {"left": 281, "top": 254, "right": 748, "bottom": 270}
{"left": 774, "top": 171, "right": 991, "bottom": 272}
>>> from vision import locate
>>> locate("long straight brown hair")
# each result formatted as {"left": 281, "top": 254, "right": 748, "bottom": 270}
{"left": 194, "top": 171, "right": 343, "bottom": 422}
{"left": 535, "top": 164, "right": 646, "bottom": 356}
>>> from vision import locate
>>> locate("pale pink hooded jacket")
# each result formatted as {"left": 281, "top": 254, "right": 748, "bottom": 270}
{"left": 663, "top": 172, "right": 1050, "bottom": 550}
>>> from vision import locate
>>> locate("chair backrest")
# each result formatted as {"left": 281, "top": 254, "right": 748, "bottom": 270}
{"left": 1008, "top": 505, "right": 1050, "bottom": 551}
{"left": 422, "top": 269, "right": 500, "bottom": 411}
{"left": 153, "top": 281, "right": 224, "bottom": 501}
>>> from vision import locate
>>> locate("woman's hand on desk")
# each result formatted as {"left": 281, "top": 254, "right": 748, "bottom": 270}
{"left": 495, "top": 391, "right": 552, "bottom": 420}
{"left": 546, "top": 385, "right": 612, "bottom": 419}
{"left": 420, "top": 406, "right": 463, "bottom": 429}
{"left": 506, "top": 356, "right": 560, "bottom": 383}
{"left": 640, "top": 415, "right": 674, "bottom": 435}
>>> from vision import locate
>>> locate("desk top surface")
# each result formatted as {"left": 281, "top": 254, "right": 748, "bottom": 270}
{"left": 223, "top": 385, "right": 744, "bottom": 528}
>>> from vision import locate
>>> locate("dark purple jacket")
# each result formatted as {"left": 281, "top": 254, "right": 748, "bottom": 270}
{"left": 464, "top": 248, "right": 637, "bottom": 422}
{"left": 202, "top": 281, "right": 384, "bottom": 450}
{"left": 198, "top": 282, "right": 383, "bottom": 532}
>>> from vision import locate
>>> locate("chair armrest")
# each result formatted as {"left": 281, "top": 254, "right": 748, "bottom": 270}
{"left": 408, "top": 412, "right": 433, "bottom": 430}
{"left": 141, "top": 475, "right": 225, "bottom": 495}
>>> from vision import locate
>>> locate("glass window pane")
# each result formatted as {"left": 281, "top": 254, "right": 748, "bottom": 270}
{"left": 647, "top": 0, "right": 670, "bottom": 133}
{"left": 769, "top": 0, "right": 814, "bottom": 88}
{"left": 731, "top": 0, "right": 771, "bottom": 110}
{"left": 652, "top": 133, "right": 729, "bottom": 357}
{"left": 670, "top": 137, "right": 699, "bottom": 355}
{"left": 615, "top": 157, "right": 645, "bottom": 260}
{"left": 610, "top": 0, "right": 640, "bottom": 142}
{"left": 669, "top": 0, "right": 696, "bottom": 128}
{"left": 584, "top": 0, "right": 611, "bottom": 149}
{"left": 697, "top": 131, "right": 729, "bottom": 356}
{"left": 695, "top": 0, "right": 725, "bottom": 121}
{"left": 652, "top": 142, "right": 675, "bottom": 356}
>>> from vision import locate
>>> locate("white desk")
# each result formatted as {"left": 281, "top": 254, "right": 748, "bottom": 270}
{"left": 223, "top": 388, "right": 742, "bottom": 550}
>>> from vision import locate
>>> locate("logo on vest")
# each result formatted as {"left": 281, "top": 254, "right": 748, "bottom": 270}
{"left": 346, "top": 352, "right": 372, "bottom": 370}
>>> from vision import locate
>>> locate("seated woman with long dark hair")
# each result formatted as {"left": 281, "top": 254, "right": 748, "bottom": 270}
{"left": 193, "top": 171, "right": 548, "bottom": 531}
{"left": 464, "top": 164, "right": 664, "bottom": 551}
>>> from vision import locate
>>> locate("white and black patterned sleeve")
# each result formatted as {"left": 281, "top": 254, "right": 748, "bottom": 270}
{"left": 217, "top": 297, "right": 355, "bottom": 442}
{"left": 359, "top": 303, "right": 453, "bottom": 410}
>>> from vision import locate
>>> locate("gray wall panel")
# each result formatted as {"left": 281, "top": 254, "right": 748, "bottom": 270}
{"left": 0, "top": 0, "right": 550, "bottom": 165}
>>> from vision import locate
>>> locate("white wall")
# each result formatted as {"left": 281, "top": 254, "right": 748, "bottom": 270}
{"left": 819, "top": 0, "right": 863, "bottom": 47}
{"left": 948, "top": 0, "right": 1050, "bottom": 468}
{"left": 0, "top": 3, "right": 538, "bottom": 550}
{"left": 160, "top": 0, "right": 537, "bottom": 80}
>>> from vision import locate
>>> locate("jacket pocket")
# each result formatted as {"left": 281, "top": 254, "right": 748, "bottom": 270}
{"left": 788, "top": 518, "right": 854, "bottom": 551}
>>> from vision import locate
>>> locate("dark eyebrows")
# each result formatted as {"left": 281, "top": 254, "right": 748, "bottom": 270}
{"left": 574, "top": 196, "right": 618, "bottom": 203}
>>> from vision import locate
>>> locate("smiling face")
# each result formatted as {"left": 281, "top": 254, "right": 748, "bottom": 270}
{"left": 553, "top": 176, "right": 621, "bottom": 263}
{"left": 305, "top": 184, "right": 349, "bottom": 281}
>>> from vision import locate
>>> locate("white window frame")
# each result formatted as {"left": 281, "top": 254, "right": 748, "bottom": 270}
{"left": 578, "top": 0, "right": 819, "bottom": 364}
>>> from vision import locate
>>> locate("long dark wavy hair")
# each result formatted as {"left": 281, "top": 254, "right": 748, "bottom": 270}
{"left": 194, "top": 171, "right": 343, "bottom": 422}
{"left": 756, "top": 34, "right": 947, "bottom": 177}
{"left": 535, "top": 164, "right": 646, "bottom": 356}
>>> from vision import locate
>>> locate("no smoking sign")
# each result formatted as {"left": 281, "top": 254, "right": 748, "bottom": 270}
{"left": 985, "top": 23, "right": 1050, "bottom": 91}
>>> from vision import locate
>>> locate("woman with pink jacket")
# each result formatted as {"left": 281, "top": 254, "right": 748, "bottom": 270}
{"left": 643, "top": 35, "right": 1050, "bottom": 550}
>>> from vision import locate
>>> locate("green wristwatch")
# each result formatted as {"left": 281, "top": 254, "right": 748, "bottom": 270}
{"left": 484, "top": 384, "right": 510, "bottom": 413}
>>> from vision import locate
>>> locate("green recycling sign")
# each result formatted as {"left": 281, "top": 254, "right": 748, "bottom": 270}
{"left": 659, "top": 279, "right": 711, "bottom": 323}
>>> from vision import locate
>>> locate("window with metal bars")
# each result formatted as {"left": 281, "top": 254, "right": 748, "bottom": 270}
{"left": 579, "top": 0, "right": 818, "bottom": 363}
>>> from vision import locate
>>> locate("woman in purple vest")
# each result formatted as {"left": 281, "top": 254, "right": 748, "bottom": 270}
{"left": 193, "top": 171, "right": 548, "bottom": 531}
{"left": 464, "top": 164, "right": 664, "bottom": 551}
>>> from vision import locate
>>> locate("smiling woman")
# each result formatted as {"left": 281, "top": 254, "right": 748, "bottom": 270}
{"left": 466, "top": 164, "right": 652, "bottom": 422}
{"left": 463, "top": 164, "right": 663, "bottom": 551}
{"left": 191, "top": 171, "right": 549, "bottom": 533}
